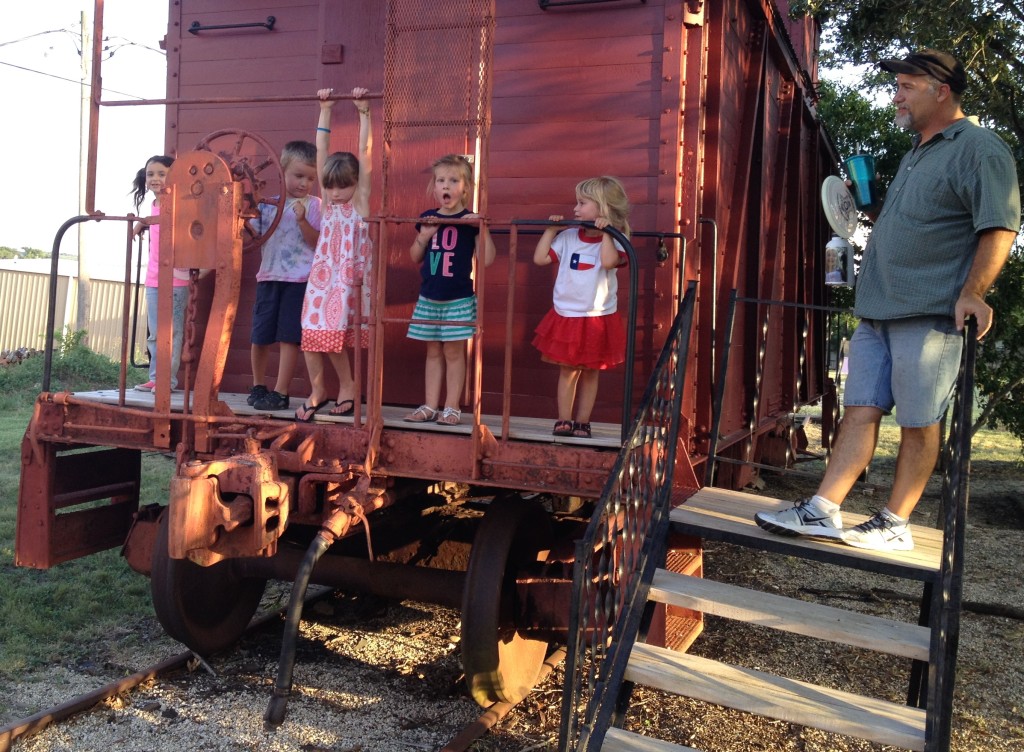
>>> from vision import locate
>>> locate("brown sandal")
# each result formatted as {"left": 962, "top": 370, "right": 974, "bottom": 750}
{"left": 553, "top": 419, "right": 574, "bottom": 436}
{"left": 571, "top": 421, "right": 592, "bottom": 438}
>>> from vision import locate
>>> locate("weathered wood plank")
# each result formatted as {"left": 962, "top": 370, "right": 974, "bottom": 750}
{"left": 626, "top": 644, "right": 926, "bottom": 751}
{"left": 602, "top": 726, "right": 702, "bottom": 752}
{"left": 650, "top": 570, "right": 930, "bottom": 661}
{"left": 671, "top": 487, "right": 942, "bottom": 576}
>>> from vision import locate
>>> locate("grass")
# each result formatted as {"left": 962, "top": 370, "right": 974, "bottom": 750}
{"left": 0, "top": 339, "right": 173, "bottom": 684}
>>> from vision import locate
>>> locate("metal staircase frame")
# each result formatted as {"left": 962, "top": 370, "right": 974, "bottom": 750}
{"left": 560, "top": 291, "right": 977, "bottom": 752}
{"left": 558, "top": 283, "right": 697, "bottom": 752}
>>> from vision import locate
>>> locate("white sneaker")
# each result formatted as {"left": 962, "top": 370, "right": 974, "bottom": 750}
{"left": 841, "top": 510, "right": 914, "bottom": 551}
{"left": 754, "top": 497, "right": 843, "bottom": 538}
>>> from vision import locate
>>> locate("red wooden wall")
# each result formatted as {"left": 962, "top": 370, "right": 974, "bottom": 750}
{"left": 158, "top": 0, "right": 834, "bottom": 461}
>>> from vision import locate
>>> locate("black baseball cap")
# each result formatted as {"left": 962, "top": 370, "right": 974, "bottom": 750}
{"left": 879, "top": 49, "right": 967, "bottom": 94}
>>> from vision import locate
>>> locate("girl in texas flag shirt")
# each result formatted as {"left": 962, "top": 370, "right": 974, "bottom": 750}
{"left": 532, "top": 176, "right": 631, "bottom": 439}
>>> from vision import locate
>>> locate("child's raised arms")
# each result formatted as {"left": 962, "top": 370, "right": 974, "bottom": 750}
{"left": 350, "top": 87, "right": 372, "bottom": 219}
{"left": 315, "top": 86, "right": 372, "bottom": 218}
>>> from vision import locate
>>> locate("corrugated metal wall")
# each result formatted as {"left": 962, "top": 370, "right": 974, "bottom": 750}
{"left": 0, "top": 269, "right": 147, "bottom": 360}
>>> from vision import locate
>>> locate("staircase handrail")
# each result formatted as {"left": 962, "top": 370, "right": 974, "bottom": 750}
{"left": 926, "top": 317, "right": 976, "bottom": 750}
{"left": 558, "top": 282, "right": 697, "bottom": 751}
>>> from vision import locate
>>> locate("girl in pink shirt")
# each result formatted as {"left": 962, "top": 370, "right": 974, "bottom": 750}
{"left": 130, "top": 155, "right": 189, "bottom": 392}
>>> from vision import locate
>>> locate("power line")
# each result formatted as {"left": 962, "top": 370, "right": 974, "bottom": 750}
{"left": 105, "top": 35, "right": 165, "bottom": 56}
{"left": 0, "top": 59, "right": 150, "bottom": 100}
{"left": 0, "top": 29, "right": 70, "bottom": 48}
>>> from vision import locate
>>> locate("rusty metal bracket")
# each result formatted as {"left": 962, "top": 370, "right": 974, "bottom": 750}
{"left": 683, "top": 1, "right": 704, "bottom": 26}
{"left": 169, "top": 452, "right": 288, "bottom": 566}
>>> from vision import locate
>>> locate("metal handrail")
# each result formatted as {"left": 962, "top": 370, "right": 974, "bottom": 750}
{"left": 926, "top": 318, "right": 976, "bottom": 751}
{"left": 41, "top": 215, "right": 139, "bottom": 393}
{"left": 558, "top": 283, "right": 696, "bottom": 751}
{"left": 704, "top": 294, "right": 852, "bottom": 486}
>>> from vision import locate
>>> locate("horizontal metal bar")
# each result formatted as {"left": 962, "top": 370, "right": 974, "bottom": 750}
{"left": 100, "top": 91, "right": 384, "bottom": 107}
{"left": 188, "top": 16, "right": 275, "bottom": 35}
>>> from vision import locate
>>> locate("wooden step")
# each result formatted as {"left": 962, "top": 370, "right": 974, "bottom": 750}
{"left": 625, "top": 643, "right": 926, "bottom": 751}
{"left": 650, "top": 570, "right": 930, "bottom": 661}
{"left": 602, "top": 726, "right": 702, "bottom": 751}
{"left": 671, "top": 487, "right": 942, "bottom": 581}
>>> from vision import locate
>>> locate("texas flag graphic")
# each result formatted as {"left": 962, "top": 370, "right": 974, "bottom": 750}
{"left": 569, "top": 251, "right": 597, "bottom": 271}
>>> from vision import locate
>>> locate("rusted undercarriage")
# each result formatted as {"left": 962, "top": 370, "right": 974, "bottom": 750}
{"left": 15, "top": 384, "right": 629, "bottom": 711}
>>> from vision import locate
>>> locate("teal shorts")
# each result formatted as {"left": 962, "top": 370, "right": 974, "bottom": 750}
{"left": 407, "top": 295, "right": 477, "bottom": 342}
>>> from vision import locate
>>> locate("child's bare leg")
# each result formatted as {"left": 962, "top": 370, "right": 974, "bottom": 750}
{"left": 251, "top": 343, "right": 269, "bottom": 387}
{"left": 556, "top": 366, "right": 581, "bottom": 422}
{"left": 303, "top": 351, "right": 328, "bottom": 405}
{"left": 424, "top": 341, "right": 444, "bottom": 408}
{"left": 327, "top": 350, "right": 355, "bottom": 404}
{"left": 442, "top": 340, "right": 466, "bottom": 410}
{"left": 273, "top": 342, "right": 300, "bottom": 396}
{"left": 574, "top": 368, "right": 600, "bottom": 424}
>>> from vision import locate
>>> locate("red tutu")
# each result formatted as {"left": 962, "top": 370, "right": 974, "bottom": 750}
{"left": 532, "top": 310, "right": 625, "bottom": 370}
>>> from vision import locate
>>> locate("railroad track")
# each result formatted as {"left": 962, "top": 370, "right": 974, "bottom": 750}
{"left": 1, "top": 589, "right": 564, "bottom": 752}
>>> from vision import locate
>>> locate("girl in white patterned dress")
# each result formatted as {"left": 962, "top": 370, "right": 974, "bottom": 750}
{"left": 295, "top": 87, "right": 373, "bottom": 421}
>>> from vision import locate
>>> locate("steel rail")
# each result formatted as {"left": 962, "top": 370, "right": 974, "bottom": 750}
{"left": 438, "top": 646, "right": 567, "bottom": 752}
{"left": 0, "top": 595, "right": 563, "bottom": 752}
{"left": 0, "top": 590, "right": 330, "bottom": 751}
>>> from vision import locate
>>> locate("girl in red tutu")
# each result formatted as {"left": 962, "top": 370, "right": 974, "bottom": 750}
{"left": 532, "top": 176, "right": 630, "bottom": 439}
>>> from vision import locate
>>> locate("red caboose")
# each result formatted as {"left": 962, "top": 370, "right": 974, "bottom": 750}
{"left": 17, "top": 0, "right": 836, "bottom": 717}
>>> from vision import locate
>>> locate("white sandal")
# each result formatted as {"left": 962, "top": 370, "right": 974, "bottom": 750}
{"left": 437, "top": 406, "right": 462, "bottom": 425}
{"left": 404, "top": 405, "right": 439, "bottom": 423}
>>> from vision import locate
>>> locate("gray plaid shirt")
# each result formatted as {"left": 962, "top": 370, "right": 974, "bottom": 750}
{"left": 854, "top": 118, "right": 1020, "bottom": 320}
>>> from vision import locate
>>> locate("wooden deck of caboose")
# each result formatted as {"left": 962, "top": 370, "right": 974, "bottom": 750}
{"left": 54, "top": 388, "right": 627, "bottom": 500}
{"left": 72, "top": 389, "right": 623, "bottom": 448}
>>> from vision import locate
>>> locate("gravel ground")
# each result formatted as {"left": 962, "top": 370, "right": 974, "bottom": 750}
{"left": 5, "top": 469, "right": 1023, "bottom": 751}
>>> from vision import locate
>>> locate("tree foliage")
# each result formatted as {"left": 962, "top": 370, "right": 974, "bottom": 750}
{"left": 0, "top": 246, "right": 48, "bottom": 259}
{"left": 794, "top": 0, "right": 1024, "bottom": 182}
{"left": 799, "top": 0, "right": 1024, "bottom": 447}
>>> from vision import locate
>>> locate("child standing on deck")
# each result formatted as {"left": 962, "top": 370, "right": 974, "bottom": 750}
{"left": 404, "top": 154, "right": 495, "bottom": 426}
{"left": 532, "top": 176, "right": 630, "bottom": 439}
{"left": 248, "top": 141, "right": 322, "bottom": 411}
{"left": 294, "top": 87, "right": 373, "bottom": 422}
{"left": 131, "top": 155, "right": 189, "bottom": 393}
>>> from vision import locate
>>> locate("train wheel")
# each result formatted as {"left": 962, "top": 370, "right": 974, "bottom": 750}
{"left": 461, "top": 494, "right": 553, "bottom": 706}
{"left": 150, "top": 512, "right": 267, "bottom": 655}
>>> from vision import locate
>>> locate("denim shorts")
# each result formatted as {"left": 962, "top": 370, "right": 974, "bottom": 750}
{"left": 843, "top": 317, "right": 963, "bottom": 427}
{"left": 251, "top": 281, "right": 305, "bottom": 345}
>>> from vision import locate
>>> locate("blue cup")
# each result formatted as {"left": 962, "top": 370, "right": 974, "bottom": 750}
{"left": 844, "top": 154, "right": 877, "bottom": 210}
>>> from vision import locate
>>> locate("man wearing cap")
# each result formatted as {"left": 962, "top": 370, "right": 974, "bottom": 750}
{"left": 755, "top": 48, "right": 1020, "bottom": 551}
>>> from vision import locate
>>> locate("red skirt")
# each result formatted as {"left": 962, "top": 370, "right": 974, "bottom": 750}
{"left": 532, "top": 310, "right": 625, "bottom": 370}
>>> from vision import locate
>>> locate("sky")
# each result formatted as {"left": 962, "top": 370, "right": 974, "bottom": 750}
{"left": 0, "top": 1, "right": 168, "bottom": 276}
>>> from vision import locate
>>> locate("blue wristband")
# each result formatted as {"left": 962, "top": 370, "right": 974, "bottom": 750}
{"left": 317, "top": 127, "right": 330, "bottom": 133}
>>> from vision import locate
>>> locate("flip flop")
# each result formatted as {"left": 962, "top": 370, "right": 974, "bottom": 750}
{"left": 329, "top": 399, "right": 355, "bottom": 416}
{"left": 294, "top": 399, "right": 330, "bottom": 422}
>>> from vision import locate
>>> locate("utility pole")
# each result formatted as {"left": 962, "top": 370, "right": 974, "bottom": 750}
{"left": 76, "top": 10, "right": 92, "bottom": 343}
